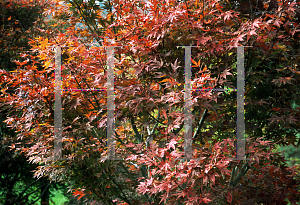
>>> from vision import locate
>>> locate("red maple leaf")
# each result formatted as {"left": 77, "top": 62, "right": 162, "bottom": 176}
{"left": 72, "top": 189, "right": 85, "bottom": 201}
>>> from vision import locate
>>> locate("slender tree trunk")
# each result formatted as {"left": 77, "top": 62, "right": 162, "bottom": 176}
{"left": 40, "top": 178, "right": 50, "bottom": 205}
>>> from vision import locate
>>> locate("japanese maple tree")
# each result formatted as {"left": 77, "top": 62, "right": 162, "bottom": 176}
{"left": 1, "top": 0, "right": 300, "bottom": 204}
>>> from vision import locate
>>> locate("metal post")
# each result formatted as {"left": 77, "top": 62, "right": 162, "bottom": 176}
{"left": 237, "top": 46, "right": 246, "bottom": 160}
{"left": 54, "top": 46, "right": 62, "bottom": 160}
{"left": 107, "top": 41, "right": 115, "bottom": 160}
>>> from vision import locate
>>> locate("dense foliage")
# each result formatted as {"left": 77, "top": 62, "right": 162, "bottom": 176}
{"left": 1, "top": 0, "right": 300, "bottom": 204}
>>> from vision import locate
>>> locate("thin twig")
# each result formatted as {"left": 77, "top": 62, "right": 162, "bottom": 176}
{"left": 192, "top": 108, "right": 208, "bottom": 144}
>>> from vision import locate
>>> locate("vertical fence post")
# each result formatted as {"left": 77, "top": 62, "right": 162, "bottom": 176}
{"left": 54, "top": 46, "right": 62, "bottom": 160}
{"left": 54, "top": 43, "right": 248, "bottom": 161}
{"left": 107, "top": 40, "right": 115, "bottom": 160}
{"left": 179, "top": 45, "right": 248, "bottom": 161}
{"left": 183, "top": 46, "right": 193, "bottom": 159}
{"left": 237, "top": 46, "right": 246, "bottom": 160}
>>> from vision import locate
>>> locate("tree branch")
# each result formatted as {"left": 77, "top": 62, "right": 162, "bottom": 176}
{"left": 82, "top": 78, "right": 101, "bottom": 110}
{"left": 192, "top": 108, "right": 208, "bottom": 144}
{"left": 71, "top": 1, "right": 103, "bottom": 45}
{"left": 130, "top": 116, "right": 142, "bottom": 144}
{"left": 106, "top": 166, "right": 133, "bottom": 205}
{"left": 146, "top": 111, "right": 160, "bottom": 147}
{"left": 29, "top": 183, "right": 50, "bottom": 205}
{"left": 17, "top": 179, "right": 40, "bottom": 201}
{"left": 230, "top": 161, "right": 251, "bottom": 187}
